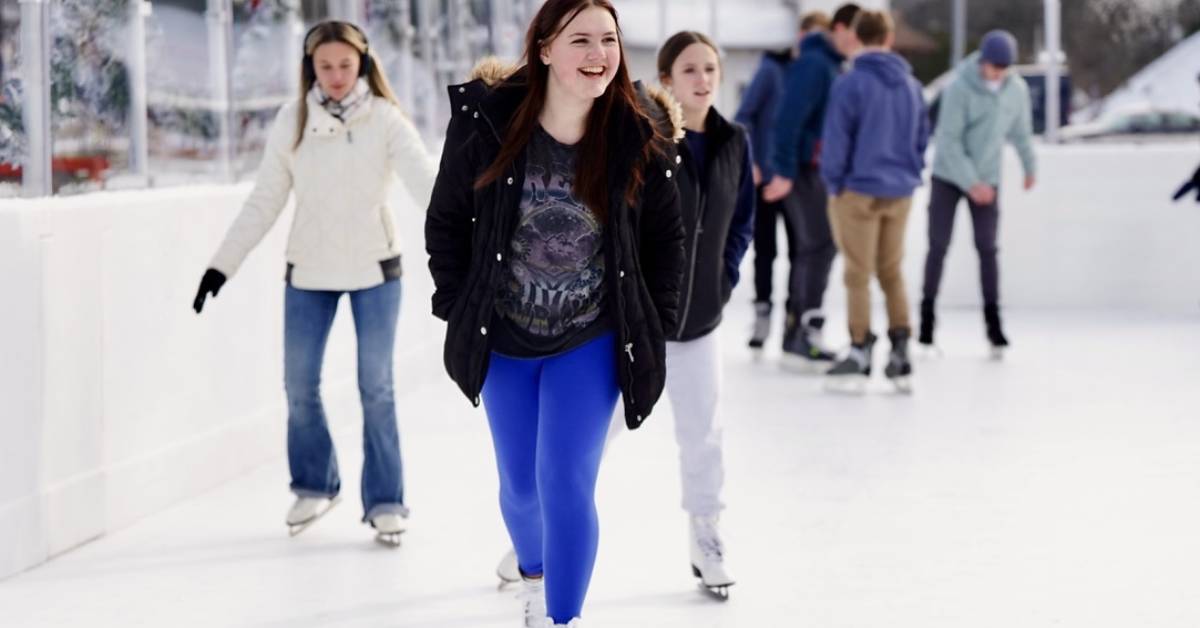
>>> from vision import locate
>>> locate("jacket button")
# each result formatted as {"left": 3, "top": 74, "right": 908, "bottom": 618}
{"left": 473, "top": 112, "right": 479, "bottom": 119}
{"left": 675, "top": 155, "right": 682, "bottom": 164}
{"left": 480, "top": 326, "right": 488, "bottom": 336}
{"left": 471, "top": 217, "right": 476, "bottom": 223}
{"left": 507, "top": 177, "right": 514, "bottom": 185}
{"left": 461, "top": 105, "right": 468, "bottom": 112}
{"left": 496, "top": 253, "right": 502, "bottom": 262}
{"left": 619, "top": 270, "right": 625, "bottom": 278}
{"left": 458, "top": 86, "right": 466, "bottom": 93}
{"left": 636, "top": 415, "right": 642, "bottom": 422}
{"left": 665, "top": 170, "right": 672, "bottom": 179}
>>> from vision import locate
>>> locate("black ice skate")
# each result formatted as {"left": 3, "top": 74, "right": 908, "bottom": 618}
{"left": 825, "top": 332, "right": 876, "bottom": 394}
{"left": 781, "top": 310, "right": 836, "bottom": 373}
{"left": 984, "top": 303, "right": 1009, "bottom": 360}
{"left": 884, "top": 328, "right": 913, "bottom": 394}
{"left": 917, "top": 298, "right": 943, "bottom": 359}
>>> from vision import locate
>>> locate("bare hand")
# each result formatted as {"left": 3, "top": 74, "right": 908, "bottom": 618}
{"left": 968, "top": 183, "right": 996, "bottom": 206}
{"left": 1024, "top": 175, "right": 1036, "bottom": 191}
{"left": 762, "top": 175, "right": 793, "bottom": 203}
{"left": 752, "top": 164, "right": 762, "bottom": 186}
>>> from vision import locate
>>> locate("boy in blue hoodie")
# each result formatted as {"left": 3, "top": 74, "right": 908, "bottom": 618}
{"left": 761, "top": 4, "right": 862, "bottom": 371}
{"left": 819, "top": 10, "right": 929, "bottom": 394}
{"left": 735, "top": 10, "right": 830, "bottom": 353}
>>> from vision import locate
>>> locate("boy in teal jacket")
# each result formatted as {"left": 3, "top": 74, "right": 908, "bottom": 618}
{"left": 921, "top": 30, "right": 1037, "bottom": 358}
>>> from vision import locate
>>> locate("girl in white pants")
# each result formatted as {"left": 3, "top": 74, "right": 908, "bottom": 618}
{"left": 656, "top": 30, "right": 755, "bottom": 597}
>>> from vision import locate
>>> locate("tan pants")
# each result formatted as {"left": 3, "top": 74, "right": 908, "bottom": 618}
{"left": 828, "top": 191, "right": 913, "bottom": 344}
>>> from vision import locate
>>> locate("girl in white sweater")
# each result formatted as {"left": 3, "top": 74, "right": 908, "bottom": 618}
{"left": 192, "top": 21, "right": 436, "bottom": 545}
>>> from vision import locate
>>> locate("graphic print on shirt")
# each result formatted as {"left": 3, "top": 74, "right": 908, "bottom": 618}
{"left": 495, "top": 127, "right": 605, "bottom": 337}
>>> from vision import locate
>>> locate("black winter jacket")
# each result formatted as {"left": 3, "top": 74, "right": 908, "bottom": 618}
{"left": 672, "top": 107, "right": 752, "bottom": 342}
{"left": 424, "top": 60, "right": 687, "bottom": 429}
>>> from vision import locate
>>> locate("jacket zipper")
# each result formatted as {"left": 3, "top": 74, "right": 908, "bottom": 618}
{"left": 675, "top": 194, "right": 706, "bottom": 341}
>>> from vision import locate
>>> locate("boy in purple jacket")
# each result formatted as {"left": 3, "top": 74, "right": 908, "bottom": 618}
{"left": 819, "top": 10, "right": 929, "bottom": 394}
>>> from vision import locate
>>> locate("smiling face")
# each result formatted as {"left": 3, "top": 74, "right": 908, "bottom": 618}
{"left": 312, "top": 41, "right": 361, "bottom": 101}
{"left": 540, "top": 6, "right": 621, "bottom": 104}
{"left": 663, "top": 41, "right": 720, "bottom": 119}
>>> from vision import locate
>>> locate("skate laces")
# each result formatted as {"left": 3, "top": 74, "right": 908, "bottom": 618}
{"left": 692, "top": 517, "right": 725, "bottom": 561}
{"left": 846, "top": 345, "right": 870, "bottom": 370}
{"left": 518, "top": 577, "right": 546, "bottom": 625}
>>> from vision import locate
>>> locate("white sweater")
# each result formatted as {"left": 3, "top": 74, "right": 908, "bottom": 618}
{"left": 210, "top": 92, "right": 437, "bottom": 291}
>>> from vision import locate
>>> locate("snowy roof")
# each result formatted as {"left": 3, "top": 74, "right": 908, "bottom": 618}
{"left": 1097, "top": 30, "right": 1200, "bottom": 119}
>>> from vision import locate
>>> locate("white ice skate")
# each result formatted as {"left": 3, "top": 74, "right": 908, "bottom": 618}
{"left": 369, "top": 512, "right": 407, "bottom": 547}
{"left": 689, "top": 515, "right": 735, "bottom": 600}
{"left": 286, "top": 495, "right": 340, "bottom": 536}
{"left": 518, "top": 575, "right": 547, "bottom": 628}
{"left": 497, "top": 548, "right": 521, "bottom": 588}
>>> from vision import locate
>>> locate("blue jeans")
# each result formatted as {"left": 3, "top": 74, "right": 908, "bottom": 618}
{"left": 284, "top": 280, "right": 407, "bottom": 521}
{"left": 482, "top": 332, "right": 619, "bottom": 624}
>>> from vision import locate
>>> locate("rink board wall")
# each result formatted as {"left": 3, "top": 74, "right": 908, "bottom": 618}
{"left": 1, "top": 142, "right": 1198, "bottom": 579}
{"left": 0, "top": 183, "right": 442, "bottom": 580}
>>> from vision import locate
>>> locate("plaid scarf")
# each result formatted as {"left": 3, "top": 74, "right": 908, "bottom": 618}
{"left": 313, "top": 78, "right": 370, "bottom": 121}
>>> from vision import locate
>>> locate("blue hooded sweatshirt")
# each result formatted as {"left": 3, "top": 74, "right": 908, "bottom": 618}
{"left": 770, "top": 32, "right": 844, "bottom": 178}
{"left": 734, "top": 49, "right": 789, "bottom": 182}
{"left": 819, "top": 51, "right": 930, "bottom": 198}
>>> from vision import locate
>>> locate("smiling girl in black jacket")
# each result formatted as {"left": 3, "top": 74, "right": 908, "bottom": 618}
{"left": 423, "top": 1, "right": 685, "bottom": 625}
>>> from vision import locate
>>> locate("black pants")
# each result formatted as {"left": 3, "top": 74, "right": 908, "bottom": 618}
{"left": 752, "top": 185, "right": 790, "bottom": 305}
{"left": 922, "top": 177, "right": 1000, "bottom": 305}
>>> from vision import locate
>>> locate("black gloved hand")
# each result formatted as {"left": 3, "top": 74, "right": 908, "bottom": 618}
{"left": 193, "top": 268, "right": 227, "bottom": 314}
{"left": 1172, "top": 164, "right": 1200, "bottom": 202}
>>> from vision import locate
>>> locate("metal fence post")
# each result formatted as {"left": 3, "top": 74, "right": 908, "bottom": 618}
{"left": 207, "top": 0, "right": 234, "bottom": 181}
{"left": 18, "top": 0, "right": 50, "bottom": 197}
{"left": 127, "top": 0, "right": 151, "bottom": 184}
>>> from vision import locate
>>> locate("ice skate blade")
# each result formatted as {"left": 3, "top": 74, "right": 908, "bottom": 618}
{"left": 692, "top": 565, "right": 734, "bottom": 601}
{"left": 780, "top": 354, "right": 833, "bottom": 375}
{"left": 888, "top": 375, "right": 913, "bottom": 395}
{"left": 286, "top": 496, "right": 341, "bottom": 537}
{"left": 374, "top": 531, "right": 404, "bottom": 548}
{"left": 824, "top": 375, "right": 868, "bottom": 395}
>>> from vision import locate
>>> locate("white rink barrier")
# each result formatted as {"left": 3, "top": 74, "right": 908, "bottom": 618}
{"left": 1, "top": 141, "right": 1198, "bottom": 578}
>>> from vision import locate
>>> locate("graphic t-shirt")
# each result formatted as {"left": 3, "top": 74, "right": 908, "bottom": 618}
{"left": 491, "top": 125, "right": 610, "bottom": 357}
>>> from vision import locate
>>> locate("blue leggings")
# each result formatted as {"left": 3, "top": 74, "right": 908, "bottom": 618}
{"left": 481, "top": 331, "right": 619, "bottom": 623}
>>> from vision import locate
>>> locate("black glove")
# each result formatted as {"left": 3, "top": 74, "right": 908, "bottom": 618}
{"left": 192, "top": 268, "right": 227, "bottom": 314}
{"left": 1172, "top": 165, "right": 1200, "bottom": 202}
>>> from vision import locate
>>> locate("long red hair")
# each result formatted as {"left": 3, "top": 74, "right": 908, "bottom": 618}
{"left": 475, "top": 0, "right": 665, "bottom": 221}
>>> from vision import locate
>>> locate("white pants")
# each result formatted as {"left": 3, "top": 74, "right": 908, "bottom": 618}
{"left": 665, "top": 331, "right": 725, "bottom": 516}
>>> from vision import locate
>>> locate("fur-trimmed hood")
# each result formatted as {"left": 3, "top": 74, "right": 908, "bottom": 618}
{"left": 451, "top": 56, "right": 684, "bottom": 144}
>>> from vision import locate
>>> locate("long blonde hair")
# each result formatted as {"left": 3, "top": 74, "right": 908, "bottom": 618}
{"left": 295, "top": 21, "right": 401, "bottom": 149}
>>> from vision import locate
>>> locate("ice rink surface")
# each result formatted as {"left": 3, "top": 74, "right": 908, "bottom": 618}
{"left": 2, "top": 302, "right": 1199, "bottom": 627}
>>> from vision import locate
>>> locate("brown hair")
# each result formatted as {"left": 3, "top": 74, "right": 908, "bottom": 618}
{"left": 853, "top": 10, "right": 893, "bottom": 47}
{"left": 800, "top": 11, "right": 831, "bottom": 32}
{"left": 656, "top": 30, "right": 720, "bottom": 80}
{"left": 295, "top": 21, "right": 401, "bottom": 149}
{"left": 475, "top": 0, "right": 664, "bottom": 220}
{"left": 831, "top": 3, "right": 862, "bottom": 30}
